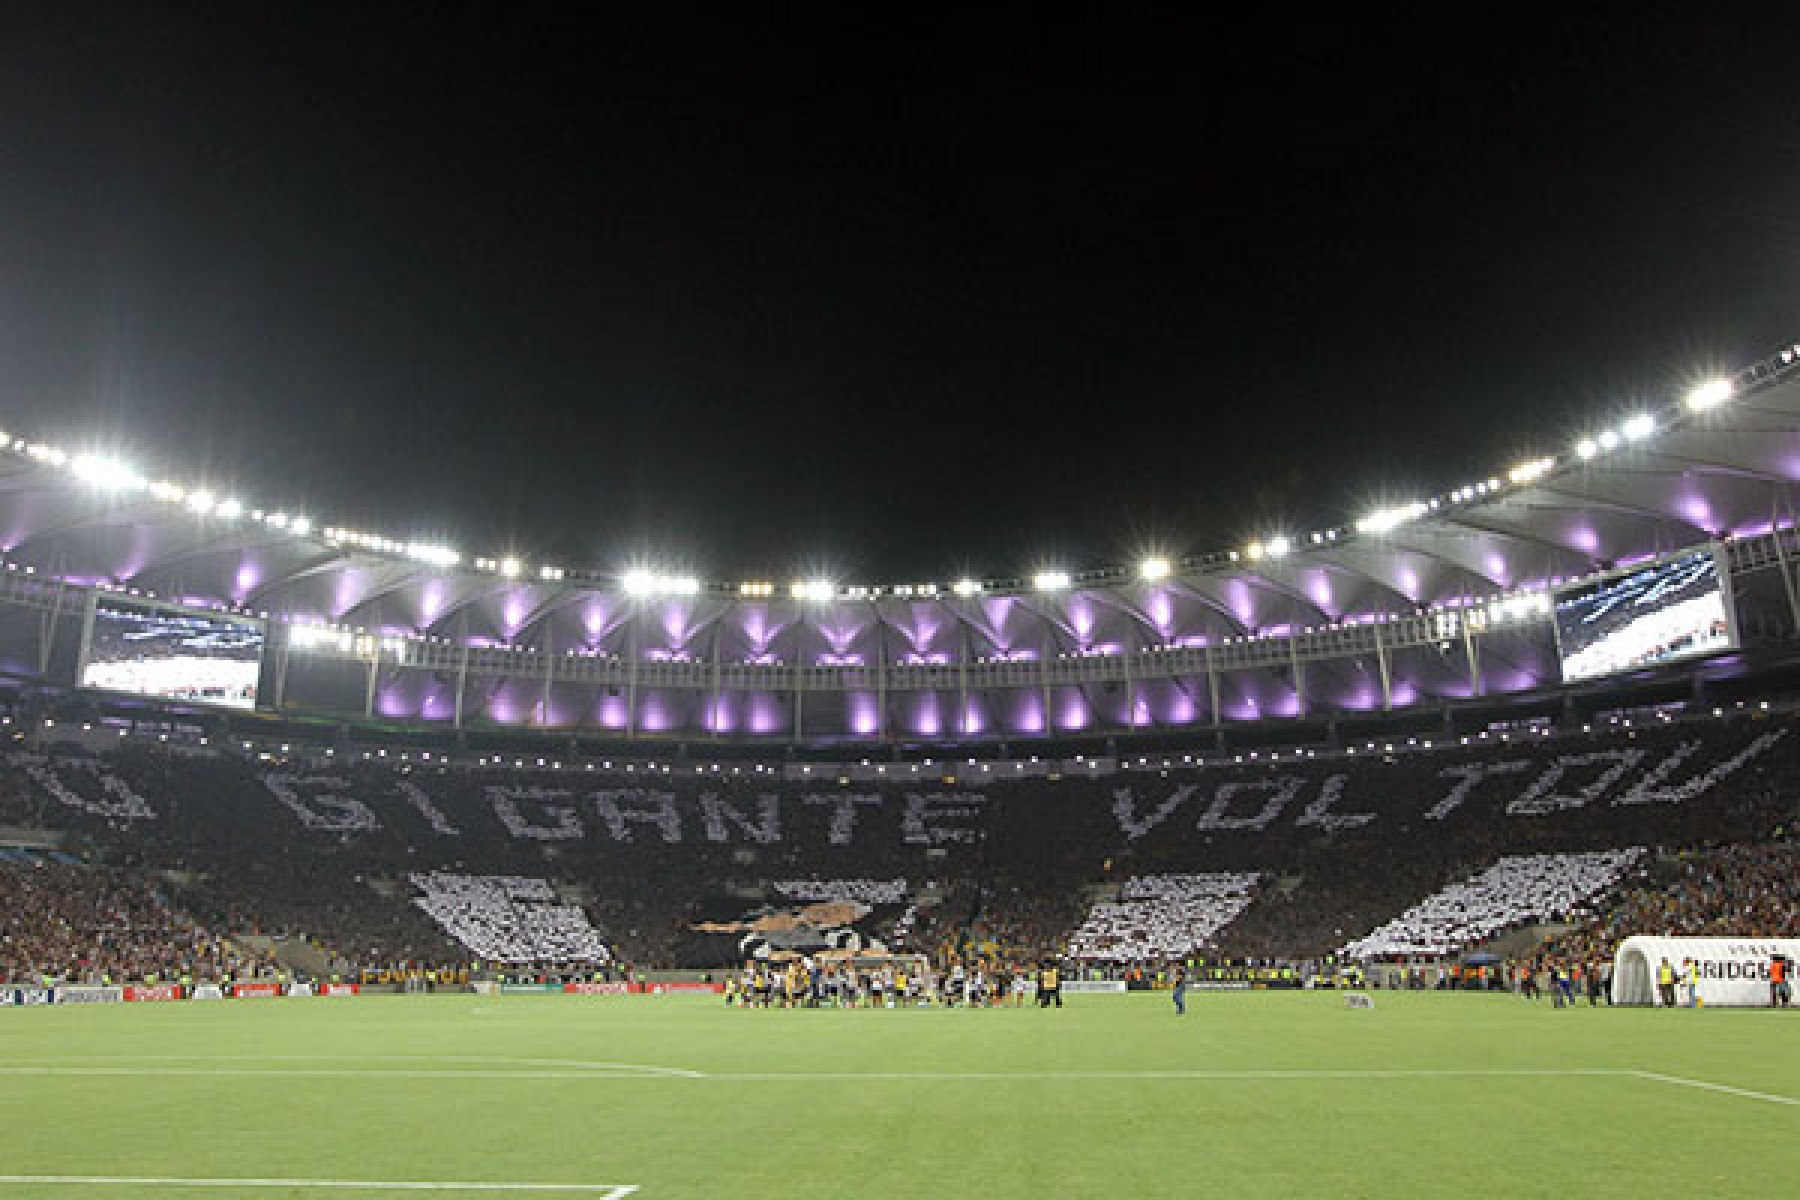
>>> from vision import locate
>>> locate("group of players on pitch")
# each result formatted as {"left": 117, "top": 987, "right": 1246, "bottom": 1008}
{"left": 727, "top": 957, "right": 1066, "bottom": 1009}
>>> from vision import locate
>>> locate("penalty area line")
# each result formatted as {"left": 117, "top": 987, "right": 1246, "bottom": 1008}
{"left": 0, "top": 1179, "right": 637, "bottom": 1196}
{"left": 1628, "top": 1070, "right": 1800, "bottom": 1108}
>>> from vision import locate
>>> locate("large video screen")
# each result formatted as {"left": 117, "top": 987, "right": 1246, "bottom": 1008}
{"left": 1554, "top": 550, "right": 1733, "bottom": 683}
{"left": 81, "top": 599, "right": 264, "bottom": 710}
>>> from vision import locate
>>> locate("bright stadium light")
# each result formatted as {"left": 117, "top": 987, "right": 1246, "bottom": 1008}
{"left": 1622, "top": 413, "right": 1656, "bottom": 441}
{"left": 622, "top": 569, "right": 657, "bottom": 595}
{"left": 215, "top": 497, "right": 244, "bottom": 520}
{"left": 738, "top": 581, "right": 774, "bottom": 597}
{"left": 1685, "top": 378, "right": 1734, "bottom": 412}
{"left": 1033, "top": 570, "right": 1071, "bottom": 592}
{"left": 1597, "top": 430, "right": 1621, "bottom": 451}
{"left": 1576, "top": 437, "right": 1599, "bottom": 460}
{"left": 952, "top": 578, "right": 983, "bottom": 597}
{"left": 69, "top": 455, "right": 146, "bottom": 492}
{"left": 498, "top": 556, "right": 521, "bottom": 578}
{"left": 407, "top": 543, "right": 460, "bottom": 568}
{"left": 1138, "top": 556, "right": 1171, "bottom": 581}
{"left": 791, "top": 580, "right": 834, "bottom": 602}
{"left": 1266, "top": 535, "right": 1291, "bottom": 558}
{"left": 186, "top": 489, "right": 216, "bottom": 514}
{"left": 289, "top": 515, "right": 312, "bottom": 536}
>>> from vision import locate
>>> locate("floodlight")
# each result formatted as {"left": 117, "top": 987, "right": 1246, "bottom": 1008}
{"left": 622, "top": 569, "right": 657, "bottom": 595}
{"left": 1684, "top": 378, "right": 1734, "bottom": 412}
{"left": 499, "top": 557, "right": 521, "bottom": 578}
{"left": 1266, "top": 535, "right": 1291, "bottom": 558}
{"left": 791, "top": 580, "right": 834, "bottom": 602}
{"left": 1033, "top": 570, "right": 1071, "bottom": 592}
{"left": 1576, "top": 438, "right": 1598, "bottom": 460}
{"left": 1138, "top": 556, "right": 1171, "bottom": 581}
{"left": 289, "top": 516, "right": 311, "bottom": 536}
{"left": 70, "top": 455, "right": 146, "bottom": 492}
{"left": 1621, "top": 413, "right": 1655, "bottom": 441}
{"left": 952, "top": 578, "right": 983, "bottom": 597}
{"left": 186, "top": 489, "right": 216, "bottom": 514}
{"left": 215, "top": 497, "right": 244, "bottom": 519}
{"left": 1597, "top": 430, "right": 1621, "bottom": 451}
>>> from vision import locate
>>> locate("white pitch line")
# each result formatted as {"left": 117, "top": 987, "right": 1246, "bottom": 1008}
{"left": 1628, "top": 1070, "right": 1800, "bottom": 1108}
{"left": 698, "top": 1068, "right": 1635, "bottom": 1081}
{"left": 0, "top": 1067, "right": 683, "bottom": 1080}
{"left": 0, "top": 1178, "right": 636, "bottom": 1196}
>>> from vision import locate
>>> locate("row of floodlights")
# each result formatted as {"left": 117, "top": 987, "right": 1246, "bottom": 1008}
{"left": 0, "top": 368, "right": 1751, "bottom": 594}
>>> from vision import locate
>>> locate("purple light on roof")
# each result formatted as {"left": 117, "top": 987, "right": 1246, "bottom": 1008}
{"left": 910, "top": 692, "right": 942, "bottom": 738}
{"left": 1165, "top": 690, "right": 1196, "bottom": 724}
{"left": 332, "top": 570, "right": 363, "bottom": 620}
{"left": 1345, "top": 685, "right": 1378, "bottom": 711}
{"left": 1734, "top": 520, "right": 1775, "bottom": 539}
{"left": 661, "top": 603, "right": 689, "bottom": 645}
{"left": 639, "top": 695, "right": 671, "bottom": 733}
{"left": 488, "top": 692, "right": 519, "bottom": 724}
{"left": 1306, "top": 572, "right": 1333, "bottom": 611}
{"left": 1389, "top": 680, "right": 1419, "bottom": 708}
{"left": 420, "top": 579, "right": 446, "bottom": 623}
{"left": 1223, "top": 579, "right": 1255, "bottom": 625}
{"left": 1058, "top": 696, "right": 1090, "bottom": 731}
{"left": 1068, "top": 598, "right": 1095, "bottom": 642}
{"left": 1396, "top": 566, "right": 1420, "bottom": 599}
{"left": 1010, "top": 692, "right": 1044, "bottom": 735}
{"left": 905, "top": 607, "right": 941, "bottom": 651}
{"left": 1568, "top": 525, "right": 1600, "bottom": 555}
{"left": 748, "top": 693, "right": 783, "bottom": 735}
{"left": 1274, "top": 693, "right": 1302, "bottom": 719}
{"left": 234, "top": 561, "right": 260, "bottom": 600}
{"left": 597, "top": 694, "right": 629, "bottom": 730}
{"left": 502, "top": 591, "right": 530, "bottom": 634}
{"left": 377, "top": 687, "right": 409, "bottom": 719}
{"left": 1144, "top": 589, "right": 1174, "bottom": 635}
{"left": 960, "top": 699, "right": 986, "bottom": 736}
{"left": 849, "top": 692, "right": 879, "bottom": 736}
{"left": 1229, "top": 698, "right": 1259, "bottom": 721}
{"left": 1678, "top": 494, "right": 1714, "bottom": 530}
{"left": 1130, "top": 697, "right": 1151, "bottom": 728}
{"left": 979, "top": 595, "right": 1017, "bottom": 636}
{"left": 1485, "top": 552, "right": 1509, "bottom": 583}
{"left": 582, "top": 601, "right": 611, "bottom": 639}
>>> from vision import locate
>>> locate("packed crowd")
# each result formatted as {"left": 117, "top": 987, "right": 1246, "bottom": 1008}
{"left": 1539, "top": 839, "right": 1800, "bottom": 964}
{"left": 1067, "top": 874, "right": 1263, "bottom": 962}
{"left": 1342, "top": 850, "right": 1646, "bottom": 959}
{"left": 0, "top": 855, "right": 276, "bottom": 985}
{"left": 409, "top": 872, "right": 611, "bottom": 963}
{"left": 0, "top": 709, "right": 1793, "bottom": 975}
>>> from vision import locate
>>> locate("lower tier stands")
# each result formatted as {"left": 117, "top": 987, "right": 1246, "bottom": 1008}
{"left": 1067, "top": 874, "right": 1262, "bottom": 962}
{"left": 0, "top": 708, "right": 1794, "bottom": 976}
{"left": 410, "top": 872, "right": 611, "bottom": 964}
{"left": 1341, "top": 849, "right": 1646, "bottom": 959}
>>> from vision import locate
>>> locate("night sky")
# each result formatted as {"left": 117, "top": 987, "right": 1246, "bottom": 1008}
{"left": 3, "top": 10, "right": 1798, "bottom": 583}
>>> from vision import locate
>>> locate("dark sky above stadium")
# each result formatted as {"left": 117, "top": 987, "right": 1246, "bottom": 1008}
{"left": 3, "top": 9, "right": 1799, "bottom": 583}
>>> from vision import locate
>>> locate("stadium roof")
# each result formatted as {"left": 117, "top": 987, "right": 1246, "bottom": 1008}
{"left": 1, "top": 340, "right": 1797, "bottom": 669}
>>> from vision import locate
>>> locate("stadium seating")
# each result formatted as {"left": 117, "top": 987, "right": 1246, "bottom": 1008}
{"left": 409, "top": 872, "right": 611, "bottom": 964}
{"left": 1066, "top": 873, "right": 1262, "bottom": 961}
{"left": 1341, "top": 850, "right": 1645, "bottom": 958}
{"left": 0, "top": 708, "right": 1793, "bottom": 975}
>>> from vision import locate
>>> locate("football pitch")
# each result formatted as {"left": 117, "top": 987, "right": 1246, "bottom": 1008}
{"left": 1, "top": 991, "right": 1794, "bottom": 1198}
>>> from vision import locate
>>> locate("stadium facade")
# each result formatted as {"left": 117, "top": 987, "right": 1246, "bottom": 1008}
{"left": 3, "top": 342, "right": 1800, "bottom": 747}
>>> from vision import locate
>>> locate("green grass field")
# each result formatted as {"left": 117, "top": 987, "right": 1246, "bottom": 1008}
{"left": 1, "top": 991, "right": 1795, "bottom": 1198}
